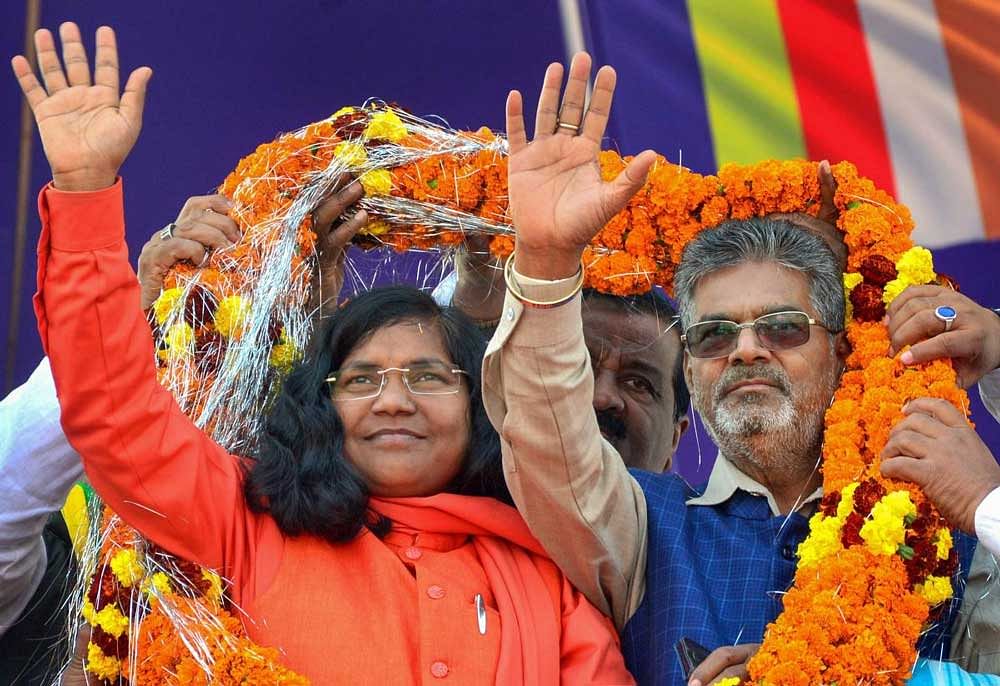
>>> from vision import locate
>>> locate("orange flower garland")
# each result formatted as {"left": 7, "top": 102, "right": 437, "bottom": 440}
{"left": 134, "top": 105, "right": 968, "bottom": 683}
{"left": 81, "top": 511, "right": 309, "bottom": 684}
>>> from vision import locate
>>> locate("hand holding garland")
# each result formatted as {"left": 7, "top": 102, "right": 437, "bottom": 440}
{"left": 11, "top": 22, "right": 152, "bottom": 192}
{"left": 880, "top": 397, "right": 1000, "bottom": 536}
{"left": 887, "top": 284, "right": 1000, "bottom": 388}
{"left": 505, "top": 52, "right": 656, "bottom": 280}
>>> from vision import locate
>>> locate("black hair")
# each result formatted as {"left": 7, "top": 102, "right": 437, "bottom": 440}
{"left": 243, "top": 286, "right": 510, "bottom": 543}
{"left": 582, "top": 287, "right": 691, "bottom": 421}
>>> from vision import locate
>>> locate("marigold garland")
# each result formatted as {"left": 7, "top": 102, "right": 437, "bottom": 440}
{"left": 81, "top": 510, "right": 308, "bottom": 684}
{"left": 133, "top": 105, "right": 971, "bottom": 684}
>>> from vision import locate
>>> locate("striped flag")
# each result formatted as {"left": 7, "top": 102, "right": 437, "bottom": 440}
{"left": 583, "top": 0, "right": 1000, "bottom": 247}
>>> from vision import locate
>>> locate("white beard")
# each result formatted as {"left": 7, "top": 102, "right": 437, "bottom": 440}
{"left": 713, "top": 389, "right": 796, "bottom": 436}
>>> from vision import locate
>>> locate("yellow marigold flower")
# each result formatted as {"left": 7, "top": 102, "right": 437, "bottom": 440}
{"left": 716, "top": 679, "right": 741, "bottom": 686}
{"left": 165, "top": 322, "right": 195, "bottom": 358}
{"left": 214, "top": 295, "right": 250, "bottom": 339}
{"left": 86, "top": 642, "right": 121, "bottom": 681}
{"left": 153, "top": 287, "right": 185, "bottom": 326}
{"left": 359, "top": 169, "right": 393, "bottom": 196}
{"left": 882, "top": 277, "right": 908, "bottom": 306}
{"left": 843, "top": 272, "right": 863, "bottom": 292}
{"left": 796, "top": 512, "right": 843, "bottom": 567}
{"left": 860, "top": 490, "right": 916, "bottom": 556}
{"left": 203, "top": 569, "right": 224, "bottom": 605}
{"left": 363, "top": 109, "right": 407, "bottom": 142}
{"left": 269, "top": 341, "right": 300, "bottom": 375}
{"left": 895, "top": 246, "right": 936, "bottom": 285}
{"left": 916, "top": 575, "right": 953, "bottom": 606}
{"left": 333, "top": 141, "right": 367, "bottom": 168}
{"left": 361, "top": 219, "right": 391, "bottom": 236}
{"left": 144, "top": 571, "right": 172, "bottom": 596}
{"left": 331, "top": 105, "right": 355, "bottom": 118}
{"left": 81, "top": 597, "right": 97, "bottom": 625}
{"left": 836, "top": 482, "right": 859, "bottom": 521}
{"left": 94, "top": 604, "right": 129, "bottom": 638}
{"left": 110, "top": 548, "right": 144, "bottom": 588}
{"left": 935, "top": 528, "right": 953, "bottom": 561}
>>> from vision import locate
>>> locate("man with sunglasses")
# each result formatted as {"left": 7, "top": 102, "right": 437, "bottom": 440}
{"left": 482, "top": 52, "right": 996, "bottom": 685}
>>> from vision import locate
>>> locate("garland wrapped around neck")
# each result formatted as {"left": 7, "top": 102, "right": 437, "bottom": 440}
{"left": 80, "top": 103, "right": 967, "bottom": 685}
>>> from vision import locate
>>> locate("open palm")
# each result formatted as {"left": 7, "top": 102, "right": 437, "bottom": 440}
{"left": 11, "top": 23, "right": 151, "bottom": 191}
{"left": 506, "top": 54, "right": 655, "bottom": 278}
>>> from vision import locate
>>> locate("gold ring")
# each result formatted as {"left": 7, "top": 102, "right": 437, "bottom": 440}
{"left": 556, "top": 121, "right": 580, "bottom": 132}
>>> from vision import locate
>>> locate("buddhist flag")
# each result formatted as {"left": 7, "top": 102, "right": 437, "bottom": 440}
{"left": 583, "top": 0, "right": 1000, "bottom": 247}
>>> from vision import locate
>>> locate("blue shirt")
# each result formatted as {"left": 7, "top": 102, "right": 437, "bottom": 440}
{"left": 621, "top": 470, "right": 975, "bottom": 686}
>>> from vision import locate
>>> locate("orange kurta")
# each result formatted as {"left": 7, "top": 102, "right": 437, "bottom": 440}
{"left": 34, "top": 181, "right": 633, "bottom": 685}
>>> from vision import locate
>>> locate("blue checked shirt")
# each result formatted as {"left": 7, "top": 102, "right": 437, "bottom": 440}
{"left": 622, "top": 466, "right": 975, "bottom": 685}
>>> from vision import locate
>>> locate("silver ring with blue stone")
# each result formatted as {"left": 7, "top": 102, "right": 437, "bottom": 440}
{"left": 934, "top": 305, "right": 957, "bottom": 332}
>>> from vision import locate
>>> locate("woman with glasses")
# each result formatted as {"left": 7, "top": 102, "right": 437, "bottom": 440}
{"left": 14, "top": 23, "right": 633, "bottom": 684}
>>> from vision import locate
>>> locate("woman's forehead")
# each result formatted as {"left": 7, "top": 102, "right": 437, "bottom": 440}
{"left": 341, "top": 320, "right": 449, "bottom": 367}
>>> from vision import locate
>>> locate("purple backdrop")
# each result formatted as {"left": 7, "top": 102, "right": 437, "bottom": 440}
{"left": 2, "top": 1, "right": 997, "bottom": 484}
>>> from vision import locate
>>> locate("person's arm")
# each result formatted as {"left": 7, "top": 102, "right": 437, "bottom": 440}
{"left": 482, "top": 52, "right": 657, "bottom": 630}
{"left": 37, "top": 181, "right": 254, "bottom": 574}
{"left": 0, "top": 358, "right": 83, "bottom": 635}
{"left": 483, "top": 284, "right": 648, "bottom": 631}
{"left": 15, "top": 24, "right": 258, "bottom": 582}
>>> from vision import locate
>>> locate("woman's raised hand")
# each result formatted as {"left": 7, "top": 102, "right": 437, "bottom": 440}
{"left": 11, "top": 22, "right": 152, "bottom": 192}
{"left": 506, "top": 52, "right": 655, "bottom": 280}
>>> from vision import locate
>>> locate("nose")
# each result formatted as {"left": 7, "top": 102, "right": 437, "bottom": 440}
{"left": 727, "top": 325, "right": 772, "bottom": 365}
{"left": 592, "top": 368, "right": 625, "bottom": 414}
{"left": 370, "top": 372, "right": 417, "bottom": 415}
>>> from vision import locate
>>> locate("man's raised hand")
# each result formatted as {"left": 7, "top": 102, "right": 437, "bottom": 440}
{"left": 11, "top": 22, "right": 152, "bottom": 192}
{"left": 506, "top": 52, "right": 655, "bottom": 280}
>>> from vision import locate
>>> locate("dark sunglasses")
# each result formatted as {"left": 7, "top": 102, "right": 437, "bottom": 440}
{"left": 681, "top": 310, "right": 837, "bottom": 359}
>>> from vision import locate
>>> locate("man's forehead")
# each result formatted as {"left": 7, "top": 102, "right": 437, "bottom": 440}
{"left": 582, "top": 304, "right": 680, "bottom": 356}
{"left": 689, "top": 261, "right": 816, "bottom": 321}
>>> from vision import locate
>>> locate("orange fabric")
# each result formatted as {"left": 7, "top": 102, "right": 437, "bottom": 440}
{"left": 34, "top": 182, "right": 634, "bottom": 684}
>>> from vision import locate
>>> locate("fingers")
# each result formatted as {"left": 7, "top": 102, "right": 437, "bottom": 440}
{"left": 881, "top": 426, "right": 933, "bottom": 461}
{"left": 581, "top": 65, "right": 616, "bottom": 143}
{"left": 34, "top": 28, "right": 68, "bottom": 93}
{"left": 689, "top": 645, "right": 754, "bottom": 686}
{"left": 534, "top": 62, "right": 564, "bottom": 139}
{"left": 506, "top": 90, "right": 527, "bottom": 153}
{"left": 59, "top": 22, "right": 91, "bottom": 87}
{"left": 322, "top": 210, "right": 368, "bottom": 258}
{"left": 120, "top": 66, "right": 153, "bottom": 129}
{"left": 175, "top": 195, "right": 239, "bottom": 243}
{"left": 904, "top": 397, "right": 968, "bottom": 427}
{"left": 604, "top": 149, "right": 656, "bottom": 211}
{"left": 10, "top": 56, "right": 47, "bottom": 109}
{"left": 880, "top": 456, "right": 927, "bottom": 486}
{"left": 314, "top": 182, "right": 364, "bottom": 233}
{"left": 157, "top": 236, "right": 209, "bottom": 268}
{"left": 886, "top": 284, "right": 949, "bottom": 321}
{"left": 903, "top": 334, "right": 978, "bottom": 384}
{"left": 556, "top": 52, "right": 591, "bottom": 135}
{"left": 817, "top": 160, "right": 838, "bottom": 223}
{"left": 93, "top": 25, "right": 119, "bottom": 91}
{"left": 169, "top": 222, "right": 234, "bottom": 252}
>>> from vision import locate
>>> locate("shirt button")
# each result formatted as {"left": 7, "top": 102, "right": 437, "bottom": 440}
{"left": 506, "top": 307, "right": 515, "bottom": 321}
{"left": 404, "top": 546, "right": 422, "bottom": 561}
{"left": 430, "top": 661, "right": 449, "bottom": 678}
{"left": 427, "top": 584, "right": 446, "bottom": 599}
{"left": 781, "top": 544, "right": 795, "bottom": 561}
